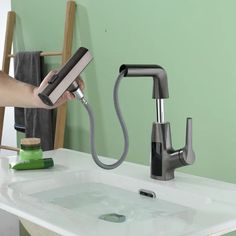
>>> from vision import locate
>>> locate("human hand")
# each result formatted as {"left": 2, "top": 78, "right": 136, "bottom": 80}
{"left": 33, "top": 70, "right": 84, "bottom": 109}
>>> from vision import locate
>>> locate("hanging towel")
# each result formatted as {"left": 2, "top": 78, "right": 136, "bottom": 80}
{"left": 14, "top": 51, "right": 54, "bottom": 151}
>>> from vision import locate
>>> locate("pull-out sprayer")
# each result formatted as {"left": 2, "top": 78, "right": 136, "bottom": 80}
{"left": 38, "top": 47, "right": 129, "bottom": 169}
{"left": 38, "top": 47, "right": 92, "bottom": 106}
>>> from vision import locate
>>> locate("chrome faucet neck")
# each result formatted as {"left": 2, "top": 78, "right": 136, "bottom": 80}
{"left": 156, "top": 99, "right": 165, "bottom": 123}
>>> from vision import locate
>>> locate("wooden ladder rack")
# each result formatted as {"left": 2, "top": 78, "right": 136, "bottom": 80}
{"left": 0, "top": 0, "right": 76, "bottom": 150}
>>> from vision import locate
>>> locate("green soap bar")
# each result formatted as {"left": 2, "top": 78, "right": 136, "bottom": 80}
{"left": 10, "top": 158, "right": 54, "bottom": 170}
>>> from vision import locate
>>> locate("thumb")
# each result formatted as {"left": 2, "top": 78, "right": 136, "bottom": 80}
{"left": 37, "top": 70, "right": 58, "bottom": 94}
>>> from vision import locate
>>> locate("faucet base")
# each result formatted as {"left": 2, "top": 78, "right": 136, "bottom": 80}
{"left": 151, "top": 171, "right": 174, "bottom": 181}
{"left": 151, "top": 122, "right": 175, "bottom": 181}
{"left": 151, "top": 122, "right": 184, "bottom": 181}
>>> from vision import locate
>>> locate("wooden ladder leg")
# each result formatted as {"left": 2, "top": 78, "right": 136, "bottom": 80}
{"left": 0, "top": 11, "right": 16, "bottom": 145}
{"left": 54, "top": 1, "right": 76, "bottom": 149}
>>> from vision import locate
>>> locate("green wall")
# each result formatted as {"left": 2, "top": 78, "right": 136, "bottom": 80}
{"left": 12, "top": 0, "right": 236, "bottom": 185}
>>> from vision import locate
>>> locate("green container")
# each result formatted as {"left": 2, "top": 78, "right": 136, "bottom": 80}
{"left": 10, "top": 158, "right": 54, "bottom": 170}
{"left": 19, "top": 138, "right": 43, "bottom": 161}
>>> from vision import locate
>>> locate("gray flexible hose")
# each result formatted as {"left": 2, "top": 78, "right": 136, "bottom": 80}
{"left": 76, "top": 71, "right": 129, "bottom": 169}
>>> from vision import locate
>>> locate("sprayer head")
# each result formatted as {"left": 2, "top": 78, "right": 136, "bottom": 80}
{"left": 38, "top": 47, "right": 93, "bottom": 106}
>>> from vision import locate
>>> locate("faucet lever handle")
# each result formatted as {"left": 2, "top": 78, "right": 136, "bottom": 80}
{"left": 186, "top": 118, "right": 192, "bottom": 148}
{"left": 182, "top": 117, "right": 195, "bottom": 165}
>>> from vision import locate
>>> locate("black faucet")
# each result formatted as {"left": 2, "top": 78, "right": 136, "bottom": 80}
{"left": 120, "top": 64, "right": 195, "bottom": 181}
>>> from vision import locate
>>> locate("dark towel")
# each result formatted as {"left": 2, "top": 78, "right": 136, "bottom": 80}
{"left": 14, "top": 51, "right": 54, "bottom": 150}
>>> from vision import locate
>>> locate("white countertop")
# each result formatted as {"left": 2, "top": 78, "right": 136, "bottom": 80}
{"left": 0, "top": 148, "right": 236, "bottom": 236}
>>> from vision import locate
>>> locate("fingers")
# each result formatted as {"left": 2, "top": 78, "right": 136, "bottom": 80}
{"left": 75, "top": 76, "right": 85, "bottom": 91}
{"left": 42, "top": 70, "right": 57, "bottom": 85}
{"left": 78, "top": 79, "right": 85, "bottom": 91}
{"left": 66, "top": 91, "right": 76, "bottom": 100}
{"left": 37, "top": 71, "right": 85, "bottom": 109}
{"left": 40, "top": 72, "right": 84, "bottom": 95}
{"left": 52, "top": 91, "right": 75, "bottom": 108}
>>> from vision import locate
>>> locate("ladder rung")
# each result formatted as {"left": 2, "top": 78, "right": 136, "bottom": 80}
{"left": 0, "top": 145, "right": 20, "bottom": 152}
{"left": 8, "top": 51, "right": 63, "bottom": 58}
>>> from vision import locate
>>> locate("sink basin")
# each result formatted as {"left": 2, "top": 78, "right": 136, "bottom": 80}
{"left": 1, "top": 149, "right": 236, "bottom": 236}
{"left": 8, "top": 167, "right": 236, "bottom": 236}
{"left": 10, "top": 171, "right": 193, "bottom": 236}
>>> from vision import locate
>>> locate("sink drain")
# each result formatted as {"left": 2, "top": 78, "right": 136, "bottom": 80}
{"left": 98, "top": 213, "right": 126, "bottom": 223}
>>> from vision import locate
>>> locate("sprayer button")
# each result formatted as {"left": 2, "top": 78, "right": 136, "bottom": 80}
{"left": 48, "top": 74, "right": 58, "bottom": 84}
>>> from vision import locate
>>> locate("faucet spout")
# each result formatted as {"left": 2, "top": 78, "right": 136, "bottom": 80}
{"left": 119, "top": 64, "right": 169, "bottom": 99}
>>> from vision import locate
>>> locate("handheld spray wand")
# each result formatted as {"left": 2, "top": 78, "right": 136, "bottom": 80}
{"left": 38, "top": 47, "right": 129, "bottom": 169}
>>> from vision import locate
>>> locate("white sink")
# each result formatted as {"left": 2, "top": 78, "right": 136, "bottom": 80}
{"left": 1, "top": 149, "right": 236, "bottom": 236}
{"left": 7, "top": 170, "right": 236, "bottom": 236}
{"left": 9, "top": 171, "right": 193, "bottom": 236}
